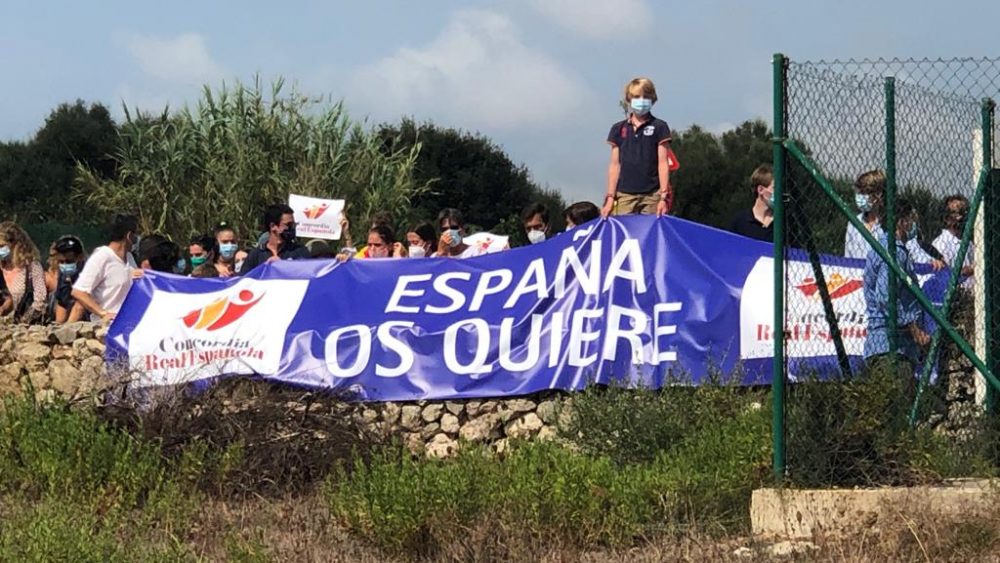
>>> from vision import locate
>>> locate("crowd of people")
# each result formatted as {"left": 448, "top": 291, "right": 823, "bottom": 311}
{"left": 0, "top": 75, "right": 977, "bottom": 375}
{"left": 0, "top": 199, "right": 603, "bottom": 326}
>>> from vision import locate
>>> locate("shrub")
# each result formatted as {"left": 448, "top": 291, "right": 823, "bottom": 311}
{"left": 327, "top": 398, "right": 771, "bottom": 558}
{"left": 560, "top": 374, "right": 769, "bottom": 466}
{"left": 0, "top": 396, "right": 170, "bottom": 507}
{"left": 786, "top": 361, "right": 1000, "bottom": 487}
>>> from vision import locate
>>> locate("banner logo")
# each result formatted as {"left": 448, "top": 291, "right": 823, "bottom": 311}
{"left": 302, "top": 203, "right": 330, "bottom": 219}
{"left": 181, "top": 290, "right": 265, "bottom": 332}
{"left": 794, "top": 273, "right": 863, "bottom": 300}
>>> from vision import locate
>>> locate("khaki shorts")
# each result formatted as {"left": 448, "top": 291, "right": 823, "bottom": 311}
{"left": 614, "top": 191, "right": 659, "bottom": 215}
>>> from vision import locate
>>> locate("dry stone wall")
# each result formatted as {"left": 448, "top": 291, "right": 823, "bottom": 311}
{"left": 0, "top": 322, "right": 569, "bottom": 457}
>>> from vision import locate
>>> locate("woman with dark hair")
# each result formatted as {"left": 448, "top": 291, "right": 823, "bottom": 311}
{"left": 365, "top": 225, "right": 395, "bottom": 259}
{"left": 45, "top": 236, "right": 88, "bottom": 323}
{"left": 213, "top": 222, "right": 244, "bottom": 277}
{"left": 395, "top": 223, "right": 437, "bottom": 258}
{"left": 188, "top": 234, "right": 217, "bottom": 272}
{"left": 0, "top": 221, "right": 47, "bottom": 323}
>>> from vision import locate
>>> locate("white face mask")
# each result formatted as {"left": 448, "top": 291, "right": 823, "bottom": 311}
{"left": 408, "top": 246, "right": 426, "bottom": 258}
{"left": 527, "top": 230, "right": 546, "bottom": 245}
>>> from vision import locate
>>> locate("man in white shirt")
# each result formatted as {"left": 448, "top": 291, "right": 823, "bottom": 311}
{"left": 932, "top": 194, "right": 974, "bottom": 287}
{"left": 72, "top": 214, "right": 140, "bottom": 322}
{"left": 844, "top": 169, "right": 943, "bottom": 268}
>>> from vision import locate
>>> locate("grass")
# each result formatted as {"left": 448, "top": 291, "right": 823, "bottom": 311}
{"left": 2, "top": 372, "right": 1000, "bottom": 561}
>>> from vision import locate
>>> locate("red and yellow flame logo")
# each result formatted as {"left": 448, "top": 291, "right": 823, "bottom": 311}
{"left": 302, "top": 203, "right": 330, "bottom": 219}
{"left": 795, "top": 273, "right": 863, "bottom": 300}
{"left": 181, "top": 289, "right": 264, "bottom": 332}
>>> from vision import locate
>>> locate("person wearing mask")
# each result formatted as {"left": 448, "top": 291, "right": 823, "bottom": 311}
{"left": 436, "top": 208, "right": 487, "bottom": 258}
{"left": 72, "top": 214, "right": 141, "bottom": 322}
{"left": 213, "top": 222, "right": 244, "bottom": 277}
{"left": 0, "top": 221, "right": 47, "bottom": 323}
{"left": 521, "top": 203, "right": 551, "bottom": 245}
{"left": 729, "top": 165, "right": 775, "bottom": 242}
{"left": 396, "top": 223, "right": 437, "bottom": 258}
{"left": 932, "top": 195, "right": 974, "bottom": 283}
{"left": 845, "top": 169, "right": 944, "bottom": 269}
{"left": 239, "top": 204, "right": 310, "bottom": 274}
{"left": 563, "top": 201, "right": 601, "bottom": 230}
{"left": 45, "top": 236, "right": 87, "bottom": 324}
{"left": 863, "top": 198, "right": 930, "bottom": 368}
{"left": 602, "top": 77, "right": 674, "bottom": 218}
{"left": 188, "top": 235, "right": 217, "bottom": 275}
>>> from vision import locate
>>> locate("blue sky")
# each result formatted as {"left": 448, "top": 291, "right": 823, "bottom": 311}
{"left": 3, "top": 0, "right": 999, "bottom": 203}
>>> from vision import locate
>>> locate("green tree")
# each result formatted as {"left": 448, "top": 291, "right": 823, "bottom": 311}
{"left": 376, "top": 119, "right": 565, "bottom": 239}
{"left": 74, "top": 79, "right": 428, "bottom": 245}
{"left": 671, "top": 120, "right": 772, "bottom": 229}
{"left": 0, "top": 101, "right": 117, "bottom": 224}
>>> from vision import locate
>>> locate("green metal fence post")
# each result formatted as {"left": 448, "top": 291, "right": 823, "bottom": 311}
{"left": 910, "top": 167, "right": 989, "bottom": 425}
{"left": 911, "top": 98, "right": 996, "bottom": 424}
{"left": 983, "top": 98, "right": 997, "bottom": 414}
{"left": 885, "top": 77, "right": 898, "bottom": 360}
{"left": 771, "top": 53, "right": 788, "bottom": 483}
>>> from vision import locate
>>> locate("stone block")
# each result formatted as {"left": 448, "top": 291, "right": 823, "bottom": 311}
{"left": 421, "top": 403, "right": 443, "bottom": 422}
{"left": 459, "top": 413, "right": 501, "bottom": 442}
{"left": 426, "top": 433, "right": 458, "bottom": 459}
{"left": 504, "top": 412, "right": 543, "bottom": 439}
{"left": 49, "top": 360, "right": 82, "bottom": 397}
{"left": 400, "top": 405, "right": 422, "bottom": 431}
{"left": 440, "top": 413, "right": 460, "bottom": 434}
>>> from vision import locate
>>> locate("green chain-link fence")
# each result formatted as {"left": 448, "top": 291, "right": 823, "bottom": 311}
{"left": 770, "top": 54, "right": 1000, "bottom": 479}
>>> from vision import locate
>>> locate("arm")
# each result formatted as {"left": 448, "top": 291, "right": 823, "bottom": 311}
{"left": 71, "top": 251, "right": 113, "bottom": 321}
{"left": 602, "top": 145, "right": 620, "bottom": 218}
{"left": 30, "top": 263, "right": 47, "bottom": 313}
{"left": 0, "top": 294, "right": 11, "bottom": 316}
{"left": 71, "top": 288, "right": 114, "bottom": 321}
{"left": 55, "top": 303, "right": 69, "bottom": 324}
{"left": 656, "top": 143, "right": 671, "bottom": 216}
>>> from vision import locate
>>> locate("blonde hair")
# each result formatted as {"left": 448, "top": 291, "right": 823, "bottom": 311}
{"left": 0, "top": 221, "right": 40, "bottom": 269}
{"left": 623, "top": 77, "right": 658, "bottom": 103}
{"left": 855, "top": 169, "right": 886, "bottom": 194}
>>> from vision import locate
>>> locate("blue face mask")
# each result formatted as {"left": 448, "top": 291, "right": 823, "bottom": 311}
{"left": 174, "top": 258, "right": 187, "bottom": 273}
{"left": 448, "top": 229, "right": 462, "bottom": 248}
{"left": 0, "top": 246, "right": 9, "bottom": 261}
{"left": 906, "top": 221, "right": 919, "bottom": 242}
{"left": 765, "top": 191, "right": 775, "bottom": 209}
{"left": 218, "top": 242, "right": 238, "bottom": 259}
{"left": 630, "top": 97, "right": 653, "bottom": 116}
{"left": 855, "top": 193, "right": 872, "bottom": 213}
{"left": 59, "top": 263, "right": 77, "bottom": 276}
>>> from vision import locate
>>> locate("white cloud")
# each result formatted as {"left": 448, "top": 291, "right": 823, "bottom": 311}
{"left": 350, "top": 9, "right": 592, "bottom": 131}
{"left": 527, "top": 0, "right": 651, "bottom": 40}
{"left": 126, "top": 33, "right": 225, "bottom": 84}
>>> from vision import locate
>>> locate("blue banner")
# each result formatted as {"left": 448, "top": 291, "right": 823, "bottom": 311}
{"left": 106, "top": 215, "right": 951, "bottom": 401}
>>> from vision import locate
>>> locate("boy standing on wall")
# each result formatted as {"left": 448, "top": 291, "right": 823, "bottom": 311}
{"left": 601, "top": 77, "right": 674, "bottom": 218}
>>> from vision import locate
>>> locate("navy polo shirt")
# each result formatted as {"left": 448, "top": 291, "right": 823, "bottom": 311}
{"left": 607, "top": 114, "right": 672, "bottom": 194}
